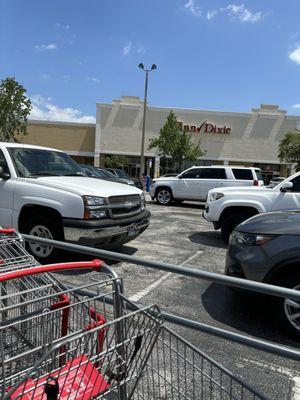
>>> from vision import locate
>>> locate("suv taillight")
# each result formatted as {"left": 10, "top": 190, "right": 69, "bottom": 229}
{"left": 253, "top": 180, "right": 259, "bottom": 186}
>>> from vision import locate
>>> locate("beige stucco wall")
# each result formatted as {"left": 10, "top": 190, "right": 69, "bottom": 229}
{"left": 25, "top": 121, "right": 96, "bottom": 154}
{"left": 96, "top": 97, "right": 300, "bottom": 165}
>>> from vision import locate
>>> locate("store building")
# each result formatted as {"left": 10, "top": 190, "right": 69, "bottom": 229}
{"left": 25, "top": 119, "right": 96, "bottom": 165}
{"left": 96, "top": 96, "right": 300, "bottom": 181}
{"left": 25, "top": 95, "right": 300, "bottom": 181}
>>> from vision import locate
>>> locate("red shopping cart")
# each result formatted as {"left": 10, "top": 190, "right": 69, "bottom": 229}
{"left": 0, "top": 228, "right": 268, "bottom": 399}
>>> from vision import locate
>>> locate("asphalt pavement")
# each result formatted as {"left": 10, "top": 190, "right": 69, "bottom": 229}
{"left": 56, "top": 197, "right": 300, "bottom": 400}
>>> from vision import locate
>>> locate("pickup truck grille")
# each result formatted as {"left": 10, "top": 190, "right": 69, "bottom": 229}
{"left": 108, "top": 194, "right": 142, "bottom": 218}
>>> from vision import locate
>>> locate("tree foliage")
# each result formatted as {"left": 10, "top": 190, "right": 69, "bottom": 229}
{"left": 104, "top": 155, "right": 130, "bottom": 168}
{"left": 278, "top": 129, "right": 300, "bottom": 170}
{"left": 148, "top": 110, "right": 205, "bottom": 170}
{"left": 0, "top": 77, "right": 32, "bottom": 142}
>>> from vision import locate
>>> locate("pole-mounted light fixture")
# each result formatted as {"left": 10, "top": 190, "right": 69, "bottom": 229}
{"left": 138, "top": 63, "right": 157, "bottom": 184}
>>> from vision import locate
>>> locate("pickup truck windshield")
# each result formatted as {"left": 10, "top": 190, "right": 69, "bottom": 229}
{"left": 8, "top": 148, "right": 84, "bottom": 178}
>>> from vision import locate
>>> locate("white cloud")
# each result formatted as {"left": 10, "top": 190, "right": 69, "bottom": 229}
{"left": 86, "top": 77, "right": 101, "bottom": 83}
{"left": 204, "top": 3, "right": 264, "bottom": 23}
{"left": 123, "top": 42, "right": 132, "bottom": 56}
{"left": 292, "top": 104, "right": 300, "bottom": 109}
{"left": 34, "top": 43, "right": 57, "bottom": 51}
{"left": 29, "top": 95, "right": 95, "bottom": 123}
{"left": 226, "top": 4, "right": 263, "bottom": 22}
{"left": 137, "top": 45, "right": 146, "bottom": 54}
{"left": 289, "top": 46, "right": 300, "bottom": 65}
{"left": 55, "top": 23, "right": 70, "bottom": 30}
{"left": 185, "top": 0, "right": 202, "bottom": 17}
{"left": 206, "top": 10, "right": 218, "bottom": 20}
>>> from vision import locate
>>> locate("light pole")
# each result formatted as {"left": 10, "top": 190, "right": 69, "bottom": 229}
{"left": 138, "top": 63, "right": 156, "bottom": 183}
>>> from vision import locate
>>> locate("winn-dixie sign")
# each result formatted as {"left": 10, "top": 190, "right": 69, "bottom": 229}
{"left": 178, "top": 121, "right": 231, "bottom": 135}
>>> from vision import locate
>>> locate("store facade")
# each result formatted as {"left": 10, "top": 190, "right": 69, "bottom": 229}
{"left": 95, "top": 96, "right": 300, "bottom": 181}
{"left": 24, "top": 95, "right": 300, "bottom": 181}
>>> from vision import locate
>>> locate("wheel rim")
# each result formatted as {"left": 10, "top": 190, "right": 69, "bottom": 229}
{"left": 284, "top": 285, "right": 300, "bottom": 332}
{"left": 28, "top": 225, "right": 54, "bottom": 258}
{"left": 157, "top": 190, "right": 171, "bottom": 204}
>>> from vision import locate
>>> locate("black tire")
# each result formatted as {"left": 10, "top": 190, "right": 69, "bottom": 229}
{"left": 174, "top": 199, "right": 184, "bottom": 205}
{"left": 273, "top": 272, "right": 300, "bottom": 339}
{"left": 155, "top": 187, "right": 173, "bottom": 205}
{"left": 221, "top": 212, "right": 250, "bottom": 243}
{"left": 21, "top": 214, "right": 64, "bottom": 263}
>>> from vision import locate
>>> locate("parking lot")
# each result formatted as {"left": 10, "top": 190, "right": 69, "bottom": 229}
{"left": 57, "top": 198, "right": 300, "bottom": 400}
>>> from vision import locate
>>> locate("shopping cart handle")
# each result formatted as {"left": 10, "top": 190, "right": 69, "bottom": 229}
{"left": 0, "top": 259, "right": 103, "bottom": 282}
{"left": 0, "top": 227, "right": 15, "bottom": 234}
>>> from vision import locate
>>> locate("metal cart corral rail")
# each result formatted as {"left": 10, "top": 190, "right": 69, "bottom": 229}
{"left": 0, "top": 229, "right": 269, "bottom": 399}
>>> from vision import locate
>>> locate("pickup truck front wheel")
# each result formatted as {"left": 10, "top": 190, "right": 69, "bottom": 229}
{"left": 221, "top": 212, "right": 249, "bottom": 243}
{"left": 23, "top": 215, "right": 63, "bottom": 262}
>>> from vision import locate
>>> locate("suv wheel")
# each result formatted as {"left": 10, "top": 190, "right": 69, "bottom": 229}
{"left": 221, "top": 212, "right": 250, "bottom": 242}
{"left": 156, "top": 187, "right": 173, "bottom": 205}
{"left": 22, "top": 214, "right": 63, "bottom": 262}
{"left": 275, "top": 272, "right": 300, "bottom": 339}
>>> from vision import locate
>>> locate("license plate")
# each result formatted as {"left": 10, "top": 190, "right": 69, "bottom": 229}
{"left": 127, "top": 224, "right": 138, "bottom": 237}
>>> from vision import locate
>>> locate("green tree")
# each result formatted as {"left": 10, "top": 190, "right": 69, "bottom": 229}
{"left": 105, "top": 155, "right": 130, "bottom": 169}
{"left": 0, "top": 77, "right": 32, "bottom": 142}
{"left": 148, "top": 110, "right": 205, "bottom": 171}
{"left": 278, "top": 129, "right": 300, "bottom": 171}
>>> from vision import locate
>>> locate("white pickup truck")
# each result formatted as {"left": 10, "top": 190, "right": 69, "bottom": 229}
{"left": 0, "top": 143, "right": 150, "bottom": 261}
{"left": 203, "top": 171, "right": 300, "bottom": 241}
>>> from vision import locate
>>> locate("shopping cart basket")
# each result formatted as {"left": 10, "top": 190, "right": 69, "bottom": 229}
{"left": 1, "top": 262, "right": 164, "bottom": 400}
{"left": 0, "top": 228, "right": 36, "bottom": 273}
{"left": 0, "top": 228, "right": 268, "bottom": 399}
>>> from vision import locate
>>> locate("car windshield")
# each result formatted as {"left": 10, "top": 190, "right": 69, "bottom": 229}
{"left": 115, "top": 169, "right": 129, "bottom": 179}
{"left": 99, "top": 169, "right": 116, "bottom": 178}
{"left": 9, "top": 148, "right": 85, "bottom": 178}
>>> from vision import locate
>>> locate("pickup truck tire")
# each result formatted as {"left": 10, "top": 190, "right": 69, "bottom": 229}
{"left": 156, "top": 187, "right": 173, "bottom": 205}
{"left": 273, "top": 272, "right": 300, "bottom": 339}
{"left": 22, "top": 214, "right": 63, "bottom": 262}
{"left": 221, "top": 212, "right": 249, "bottom": 242}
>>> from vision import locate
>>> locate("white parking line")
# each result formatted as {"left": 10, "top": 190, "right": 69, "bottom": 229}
{"left": 242, "top": 357, "right": 296, "bottom": 377}
{"left": 292, "top": 377, "right": 300, "bottom": 400}
{"left": 244, "top": 357, "right": 300, "bottom": 399}
{"left": 129, "top": 250, "right": 203, "bottom": 303}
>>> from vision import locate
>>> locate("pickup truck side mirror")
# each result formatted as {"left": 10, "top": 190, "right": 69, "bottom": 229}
{"left": 280, "top": 181, "right": 293, "bottom": 192}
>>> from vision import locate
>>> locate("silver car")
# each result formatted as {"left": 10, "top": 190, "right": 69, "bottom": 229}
{"left": 226, "top": 210, "right": 300, "bottom": 338}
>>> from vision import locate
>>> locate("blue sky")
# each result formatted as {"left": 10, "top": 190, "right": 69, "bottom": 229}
{"left": 1, "top": 0, "right": 300, "bottom": 122}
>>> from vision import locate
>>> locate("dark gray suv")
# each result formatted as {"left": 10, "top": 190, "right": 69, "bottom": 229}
{"left": 226, "top": 210, "right": 300, "bottom": 338}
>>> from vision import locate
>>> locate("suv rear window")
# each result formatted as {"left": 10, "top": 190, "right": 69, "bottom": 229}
{"left": 255, "top": 170, "right": 263, "bottom": 181}
{"left": 232, "top": 169, "right": 253, "bottom": 180}
{"left": 201, "top": 168, "right": 226, "bottom": 179}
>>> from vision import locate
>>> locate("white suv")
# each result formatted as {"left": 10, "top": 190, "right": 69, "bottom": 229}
{"left": 150, "top": 165, "right": 264, "bottom": 205}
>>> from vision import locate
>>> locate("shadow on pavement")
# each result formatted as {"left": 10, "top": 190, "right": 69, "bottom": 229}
{"left": 147, "top": 200, "right": 205, "bottom": 210}
{"left": 201, "top": 282, "right": 299, "bottom": 347}
{"left": 189, "top": 231, "right": 227, "bottom": 249}
{"left": 44, "top": 244, "right": 139, "bottom": 272}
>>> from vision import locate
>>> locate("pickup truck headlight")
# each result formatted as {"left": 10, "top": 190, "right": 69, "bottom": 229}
{"left": 232, "top": 231, "right": 275, "bottom": 246}
{"left": 140, "top": 192, "right": 146, "bottom": 210}
{"left": 83, "top": 196, "right": 106, "bottom": 206}
{"left": 82, "top": 196, "right": 108, "bottom": 219}
{"left": 209, "top": 192, "right": 224, "bottom": 201}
